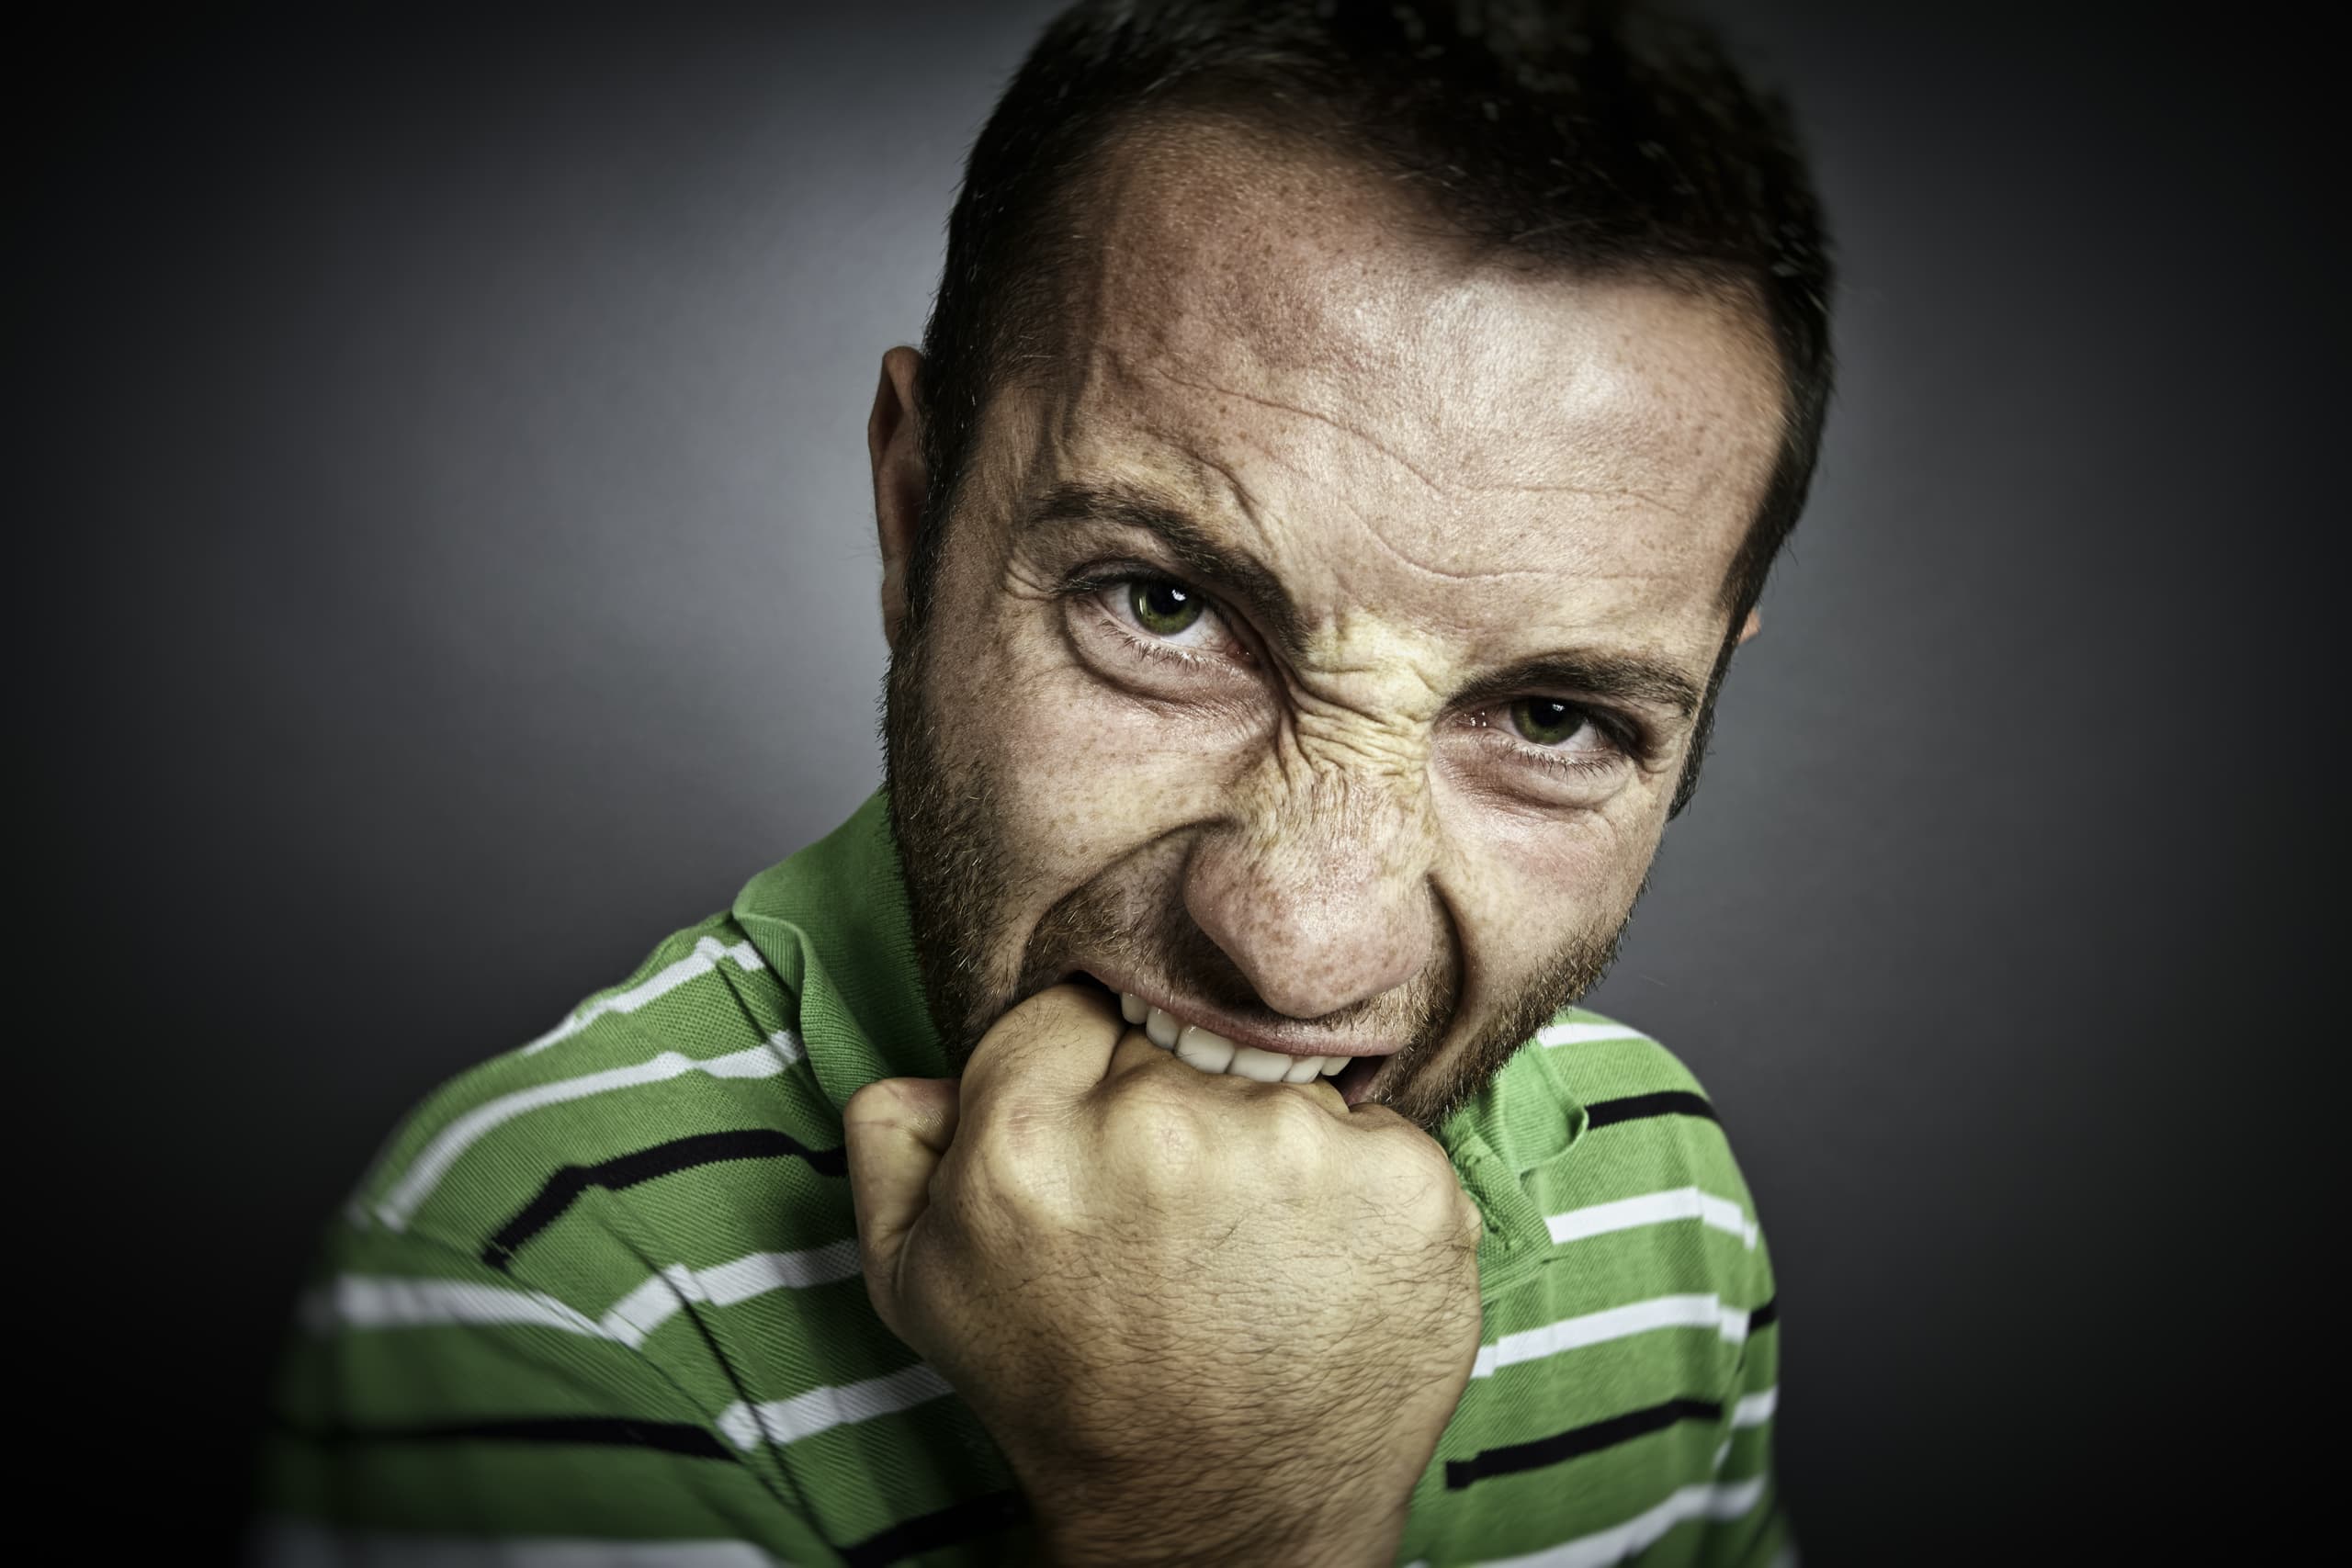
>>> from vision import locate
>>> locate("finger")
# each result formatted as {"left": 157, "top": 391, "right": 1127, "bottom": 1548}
{"left": 1290, "top": 1076, "right": 1349, "bottom": 1118}
{"left": 1102, "top": 1026, "right": 1172, "bottom": 1080}
{"left": 841, "top": 1075, "right": 961, "bottom": 1336}
{"left": 956, "top": 981, "right": 1126, "bottom": 1111}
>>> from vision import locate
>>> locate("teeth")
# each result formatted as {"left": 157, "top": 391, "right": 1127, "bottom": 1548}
{"left": 1226, "top": 1044, "right": 1291, "bottom": 1082}
{"left": 1122, "top": 993, "right": 1354, "bottom": 1086}
{"left": 1172, "top": 1025, "right": 1235, "bottom": 1073}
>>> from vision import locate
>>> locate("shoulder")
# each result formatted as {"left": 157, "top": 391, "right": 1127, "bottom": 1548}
{"left": 1532, "top": 1005, "right": 1710, "bottom": 1104}
{"left": 287, "top": 908, "right": 964, "bottom": 1536}
{"left": 1510, "top": 1004, "right": 1775, "bottom": 1269}
{"left": 340, "top": 909, "right": 844, "bottom": 1288}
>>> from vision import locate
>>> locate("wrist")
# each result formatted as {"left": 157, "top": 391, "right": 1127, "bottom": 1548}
{"left": 1024, "top": 1464, "right": 1410, "bottom": 1568}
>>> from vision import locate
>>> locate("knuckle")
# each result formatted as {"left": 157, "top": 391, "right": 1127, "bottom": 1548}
{"left": 1102, "top": 1076, "right": 1214, "bottom": 1177}
{"left": 1268, "top": 1082, "right": 1334, "bottom": 1134}
{"left": 1260, "top": 1090, "right": 1338, "bottom": 1172}
{"left": 953, "top": 1114, "right": 1062, "bottom": 1222}
{"left": 841, "top": 1076, "right": 903, "bottom": 1132}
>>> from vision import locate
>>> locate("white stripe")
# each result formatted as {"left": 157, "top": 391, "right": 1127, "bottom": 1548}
{"left": 1470, "top": 1293, "right": 1752, "bottom": 1379}
{"left": 1544, "top": 1187, "right": 1758, "bottom": 1251}
{"left": 1731, "top": 1385, "right": 1779, "bottom": 1428}
{"left": 600, "top": 1240, "right": 865, "bottom": 1348}
{"left": 522, "top": 937, "right": 767, "bottom": 1055}
{"left": 716, "top": 1363, "right": 953, "bottom": 1450}
{"left": 1473, "top": 1474, "right": 1768, "bottom": 1568}
{"left": 1536, "top": 1020, "right": 1654, "bottom": 1047}
{"left": 373, "top": 1032, "right": 801, "bottom": 1230}
{"left": 300, "top": 1277, "right": 606, "bottom": 1340}
{"left": 249, "top": 1519, "right": 786, "bottom": 1567}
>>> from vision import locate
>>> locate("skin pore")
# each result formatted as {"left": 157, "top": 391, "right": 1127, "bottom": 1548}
{"left": 874, "top": 118, "right": 1785, "bottom": 1132}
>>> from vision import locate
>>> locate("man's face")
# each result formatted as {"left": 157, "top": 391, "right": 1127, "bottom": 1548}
{"left": 880, "top": 126, "right": 1783, "bottom": 1129}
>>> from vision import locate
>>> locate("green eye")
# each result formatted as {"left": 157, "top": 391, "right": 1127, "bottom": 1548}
{"left": 1510, "top": 697, "right": 1587, "bottom": 746}
{"left": 1129, "top": 580, "right": 1204, "bottom": 637}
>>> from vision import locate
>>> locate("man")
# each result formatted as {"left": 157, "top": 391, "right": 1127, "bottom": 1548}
{"left": 255, "top": 2, "right": 1831, "bottom": 1563}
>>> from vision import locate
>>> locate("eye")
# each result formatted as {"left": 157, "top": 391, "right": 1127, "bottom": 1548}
{"left": 1129, "top": 580, "right": 1204, "bottom": 638}
{"left": 1087, "top": 573, "right": 1238, "bottom": 658}
{"left": 1510, "top": 696, "right": 1593, "bottom": 747}
{"left": 1450, "top": 694, "right": 1635, "bottom": 802}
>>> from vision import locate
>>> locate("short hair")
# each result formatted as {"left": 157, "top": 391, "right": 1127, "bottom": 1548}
{"left": 911, "top": 0, "right": 1835, "bottom": 810}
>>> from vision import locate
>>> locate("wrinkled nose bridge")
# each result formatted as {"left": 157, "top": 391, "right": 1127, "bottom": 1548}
{"left": 1182, "top": 765, "right": 1436, "bottom": 1021}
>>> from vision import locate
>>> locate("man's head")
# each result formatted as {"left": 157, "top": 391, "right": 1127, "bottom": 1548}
{"left": 869, "top": 0, "right": 1832, "bottom": 1128}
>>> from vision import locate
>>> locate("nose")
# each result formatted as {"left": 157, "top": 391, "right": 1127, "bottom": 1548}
{"left": 1181, "top": 769, "right": 1437, "bottom": 1021}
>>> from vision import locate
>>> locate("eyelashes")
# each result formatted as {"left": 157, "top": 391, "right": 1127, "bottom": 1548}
{"left": 1455, "top": 704, "right": 1630, "bottom": 778}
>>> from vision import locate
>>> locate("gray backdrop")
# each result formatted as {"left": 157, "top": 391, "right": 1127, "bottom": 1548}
{"left": 18, "top": 1, "right": 2335, "bottom": 1560}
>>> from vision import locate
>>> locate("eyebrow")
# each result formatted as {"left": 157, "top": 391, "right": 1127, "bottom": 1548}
{"left": 1026, "top": 479, "right": 1705, "bottom": 724}
{"left": 1028, "top": 480, "right": 1308, "bottom": 657}
{"left": 1453, "top": 657, "right": 1703, "bottom": 723}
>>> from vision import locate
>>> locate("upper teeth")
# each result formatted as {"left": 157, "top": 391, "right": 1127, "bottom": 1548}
{"left": 1119, "top": 992, "right": 1347, "bottom": 1083}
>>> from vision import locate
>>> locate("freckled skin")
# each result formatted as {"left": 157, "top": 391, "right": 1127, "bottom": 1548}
{"left": 877, "top": 121, "right": 1784, "bottom": 1127}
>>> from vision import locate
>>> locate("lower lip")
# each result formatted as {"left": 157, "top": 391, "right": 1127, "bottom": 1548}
{"left": 1330, "top": 1054, "right": 1383, "bottom": 1105}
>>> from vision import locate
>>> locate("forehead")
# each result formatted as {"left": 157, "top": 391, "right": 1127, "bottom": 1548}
{"left": 1008, "top": 119, "right": 1786, "bottom": 653}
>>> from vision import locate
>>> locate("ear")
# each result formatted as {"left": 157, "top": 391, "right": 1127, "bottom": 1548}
{"left": 1735, "top": 606, "right": 1763, "bottom": 648}
{"left": 868, "top": 346, "right": 927, "bottom": 654}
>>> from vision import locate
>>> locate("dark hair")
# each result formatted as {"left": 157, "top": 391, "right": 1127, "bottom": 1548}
{"left": 912, "top": 0, "right": 1834, "bottom": 811}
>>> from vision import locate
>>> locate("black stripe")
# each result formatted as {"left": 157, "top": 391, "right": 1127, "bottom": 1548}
{"left": 482, "top": 1127, "right": 846, "bottom": 1270}
{"left": 1582, "top": 1089, "right": 1718, "bottom": 1130}
{"left": 281, "top": 1413, "right": 732, "bottom": 1460}
{"left": 839, "top": 1490, "right": 1025, "bottom": 1568}
{"left": 1445, "top": 1396, "right": 1723, "bottom": 1489}
{"left": 1747, "top": 1294, "right": 1779, "bottom": 1332}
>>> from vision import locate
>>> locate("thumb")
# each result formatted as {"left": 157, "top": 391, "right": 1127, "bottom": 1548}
{"left": 841, "top": 1075, "right": 961, "bottom": 1337}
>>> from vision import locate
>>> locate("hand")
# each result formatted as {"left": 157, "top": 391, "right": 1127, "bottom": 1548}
{"left": 842, "top": 984, "right": 1484, "bottom": 1567}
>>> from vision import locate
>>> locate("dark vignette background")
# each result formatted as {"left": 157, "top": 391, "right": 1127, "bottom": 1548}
{"left": 14, "top": 1, "right": 2338, "bottom": 1561}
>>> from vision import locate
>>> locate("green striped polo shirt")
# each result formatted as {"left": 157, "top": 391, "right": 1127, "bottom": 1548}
{"left": 254, "top": 790, "right": 1792, "bottom": 1567}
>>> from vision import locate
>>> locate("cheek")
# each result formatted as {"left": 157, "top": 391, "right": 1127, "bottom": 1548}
{"left": 953, "top": 593, "right": 1253, "bottom": 897}
{"left": 1431, "top": 772, "right": 1663, "bottom": 984}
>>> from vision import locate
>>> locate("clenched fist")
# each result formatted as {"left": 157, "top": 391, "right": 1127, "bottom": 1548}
{"left": 842, "top": 984, "right": 1485, "bottom": 1567}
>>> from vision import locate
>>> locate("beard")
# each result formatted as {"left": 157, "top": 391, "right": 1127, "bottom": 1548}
{"left": 882, "top": 613, "right": 1634, "bottom": 1133}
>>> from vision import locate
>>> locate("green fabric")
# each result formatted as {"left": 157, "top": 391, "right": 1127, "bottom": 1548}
{"left": 256, "top": 791, "right": 1790, "bottom": 1567}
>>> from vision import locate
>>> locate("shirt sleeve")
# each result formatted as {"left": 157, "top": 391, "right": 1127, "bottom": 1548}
{"left": 249, "top": 1215, "right": 842, "bottom": 1568}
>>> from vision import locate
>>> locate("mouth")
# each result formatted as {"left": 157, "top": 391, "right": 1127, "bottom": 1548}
{"left": 1070, "top": 973, "right": 1390, "bottom": 1106}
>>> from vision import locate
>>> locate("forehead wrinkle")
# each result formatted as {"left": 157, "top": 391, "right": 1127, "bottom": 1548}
{"left": 1148, "top": 357, "right": 1692, "bottom": 526}
{"left": 1159, "top": 426, "right": 1581, "bottom": 624}
{"left": 1123, "top": 363, "right": 1624, "bottom": 599}
{"left": 1075, "top": 260, "right": 1761, "bottom": 598}
{"left": 1143, "top": 421, "right": 1568, "bottom": 668}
